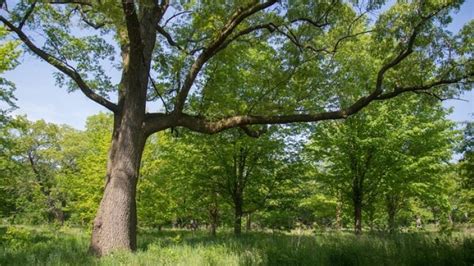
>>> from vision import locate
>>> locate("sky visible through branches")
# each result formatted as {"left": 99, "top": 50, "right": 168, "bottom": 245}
{"left": 3, "top": 0, "right": 473, "bottom": 130}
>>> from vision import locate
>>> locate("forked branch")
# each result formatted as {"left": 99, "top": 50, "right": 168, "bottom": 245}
{"left": 0, "top": 15, "right": 119, "bottom": 112}
{"left": 173, "top": 0, "right": 278, "bottom": 113}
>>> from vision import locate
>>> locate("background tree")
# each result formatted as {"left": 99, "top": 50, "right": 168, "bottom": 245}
{"left": 0, "top": 117, "right": 73, "bottom": 224}
{"left": 59, "top": 113, "right": 111, "bottom": 225}
{"left": 451, "top": 120, "right": 474, "bottom": 223}
{"left": 137, "top": 133, "right": 176, "bottom": 230}
{"left": 0, "top": 25, "right": 20, "bottom": 125}
{"left": 0, "top": 25, "right": 20, "bottom": 214}
{"left": 305, "top": 96, "right": 456, "bottom": 233}
{"left": 156, "top": 129, "right": 287, "bottom": 235}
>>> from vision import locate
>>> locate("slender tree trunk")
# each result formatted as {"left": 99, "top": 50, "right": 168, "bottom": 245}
{"left": 386, "top": 194, "right": 398, "bottom": 233}
{"left": 335, "top": 193, "right": 343, "bottom": 230}
{"left": 368, "top": 209, "right": 375, "bottom": 231}
{"left": 354, "top": 202, "right": 362, "bottom": 234}
{"left": 209, "top": 207, "right": 218, "bottom": 237}
{"left": 353, "top": 185, "right": 363, "bottom": 235}
{"left": 209, "top": 191, "right": 219, "bottom": 236}
{"left": 234, "top": 195, "right": 243, "bottom": 235}
{"left": 89, "top": 116, "right": 146, "bottom": 256}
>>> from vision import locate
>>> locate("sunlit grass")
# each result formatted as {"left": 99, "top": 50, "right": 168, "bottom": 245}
{"left": 0, "top": 225, "right": 473, "bottom": 265}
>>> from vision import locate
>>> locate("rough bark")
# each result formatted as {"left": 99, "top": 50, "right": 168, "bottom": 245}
{"left": 89, "top": 121, "right": 146, "bottom": 256}
{"left": 88, "top": 0, "right": 156, "bottom": 256}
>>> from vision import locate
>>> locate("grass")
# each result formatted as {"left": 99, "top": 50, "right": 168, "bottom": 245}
{"left": 0, "top": 225, "right": 473, "bottom": 265}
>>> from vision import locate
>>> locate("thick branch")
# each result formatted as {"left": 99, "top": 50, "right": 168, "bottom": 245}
{"left": 144, "top": 3, "right": 467, "bottom": 136}
{"left": 122, "top": 0, "right": 142, "bottom": 49}
{"left": 143, "top": 113, "right": 174, "bottom": 135}
{"left": 167, "top": 74, "right": 472, "bottom": 135}
{"left": 47, "top": 0, "right": 93, "bottom": 6}
{"left": 376, "top": 74, "right": 473, "bottom": 100}
{"left": 0, "top": 15, "right": 118, "bottom": 112}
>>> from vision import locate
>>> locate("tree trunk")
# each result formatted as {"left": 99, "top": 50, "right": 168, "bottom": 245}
{"left": 208, "top": 191, "right": 219, "bottom": 237}
{"left": 386, "top": 194, "right": 398, "bottom": 233}
{"left": 234, "top": 195, "right": 243, "bottom": 235}
{"left": 353, "top": 186, "right": 363, "bottom": 235}
{"left": 335, "top": 195, "right": 342, "bottom": 230}
{"left": 209, "top": 205, "right": 218, "bottom": 237}
{"left": 89, "top": 117, "right": 146, "bottom": 256}
{"left": 88, "top": 4, "right": 155, "bottom": 255}
{"left": 354, "top": 203, "right": 362, "bottom": 234}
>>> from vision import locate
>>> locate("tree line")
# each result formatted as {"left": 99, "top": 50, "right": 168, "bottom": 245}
{"left": 1, "top": 97, "right": 472, "bottom": 235}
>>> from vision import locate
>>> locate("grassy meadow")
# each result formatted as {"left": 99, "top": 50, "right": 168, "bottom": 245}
{"left": 1, "top": 225, "right": 473, "bottom": 266}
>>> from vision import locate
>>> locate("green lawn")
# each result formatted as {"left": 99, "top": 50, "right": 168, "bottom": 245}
{"left": 0, "top": 225, "right": 473, "bottom": 265}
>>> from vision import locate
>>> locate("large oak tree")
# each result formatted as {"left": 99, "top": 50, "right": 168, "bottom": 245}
{"left": 1, "top": 0, "right": 472, "bottom": 256}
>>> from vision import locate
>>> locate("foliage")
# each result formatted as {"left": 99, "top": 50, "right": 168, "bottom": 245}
{"left": 452, "top": 120, "right": 474, "bottom": 223}
{"left": 304, "top": 95, "right": 457, "bottom": 232}
{"left": 0, "top": 117, "right": 73, "bottom": 224}
{"left": 0, "top": 26, "right": 20, "bottom": 122}
{"left": 137, "top": 133, "right": 176, "bottom": 228}
{"left": 59, "top": 113, "right": 112, "bottom": 225}
{"left": 150, "top": 128, "right": 290, "bottom": 232}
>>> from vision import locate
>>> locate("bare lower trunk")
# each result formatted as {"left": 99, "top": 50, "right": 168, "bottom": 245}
{"left": 210, "top": 216, "right": 217, "bottom": 237}
{"left": 89, "top": 120, "right": 146, "bottom": 256}
{"left": 234, "top": 196, "right": 243, "bottom": 235}
{"left": 354, "top": 204, "right": 362, "bottom": 234}
{"left": 209, "top": 205, "right": 218, "bottom": 237}
{"left": 353, "top": 189, "right": 362, "bottom": 235}
{"left": 386, "top": 195, "right": 398, "bottom": 233}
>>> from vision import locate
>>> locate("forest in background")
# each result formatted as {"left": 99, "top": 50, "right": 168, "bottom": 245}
{"left": 1, "top": 97, "right": 472, "bottom": 235}
{"left": 1, "top": 95, "right": 473, "bottom": 265}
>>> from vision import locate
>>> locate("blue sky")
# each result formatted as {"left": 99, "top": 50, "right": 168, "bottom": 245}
{"left": 3, "top": 1, "right": 474, "bottom": 129}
